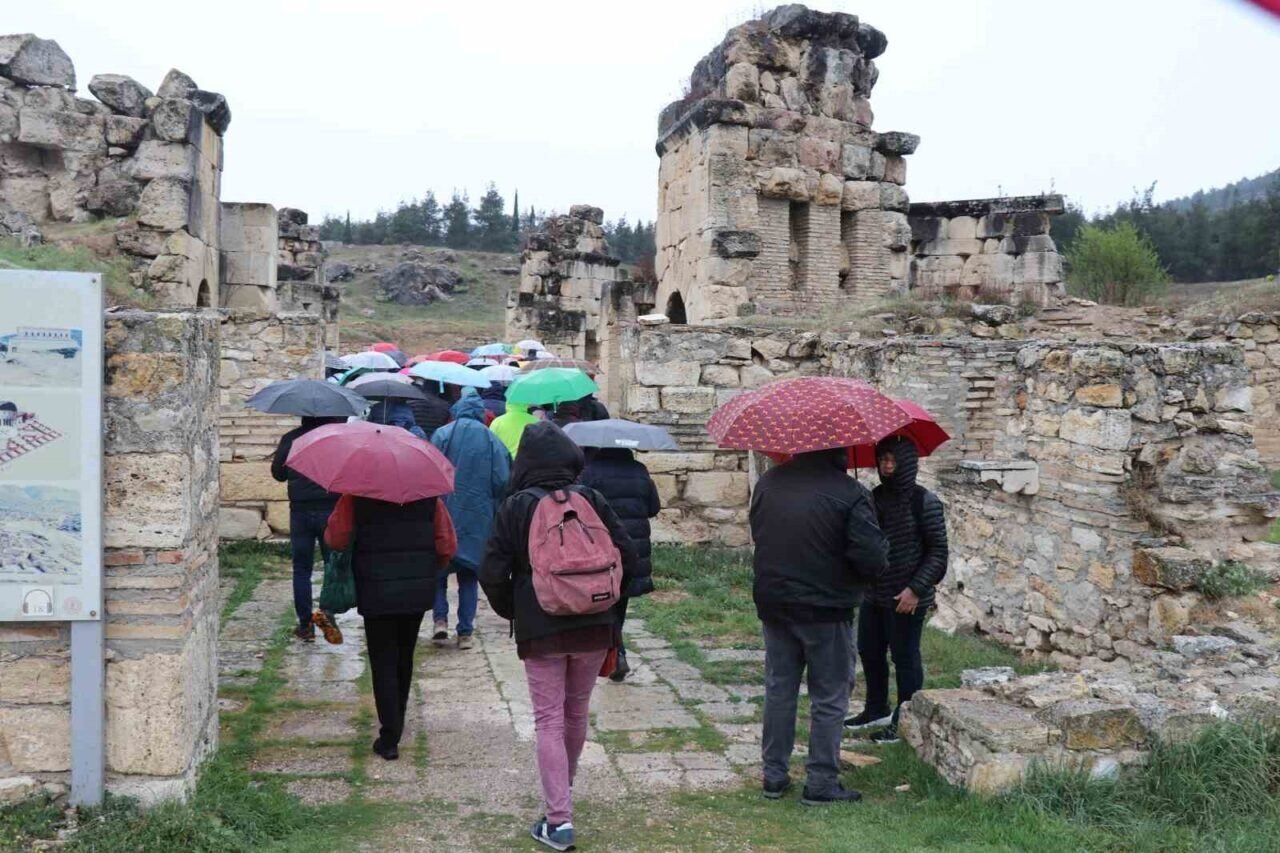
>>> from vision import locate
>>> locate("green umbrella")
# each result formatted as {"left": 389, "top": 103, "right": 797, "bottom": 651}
{"left": 506, "top": 368, "right": 598, "bottom": 407}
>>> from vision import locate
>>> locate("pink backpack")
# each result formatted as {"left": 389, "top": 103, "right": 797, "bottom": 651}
{"left": 527, "top": 488, "right": 622, "bottom": 616}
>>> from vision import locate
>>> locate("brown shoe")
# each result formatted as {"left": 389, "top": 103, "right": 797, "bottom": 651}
{"left": 294, "top": 624, "right": 315, "bottom": 643}
{"left": 312, "top": 610, "right": 343, "bottom": 645}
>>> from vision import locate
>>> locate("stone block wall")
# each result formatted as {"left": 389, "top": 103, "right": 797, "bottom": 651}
{"left": 219, "top": 202, "right": 277, "bottom": 311}
{"left": 619, "top": 324, "right": 1277, "bottom": 663}
{"left": 1, "top": 310, "right": 221, "bottom": 801}
{"left": 908, "top": 196, "right": 1065, "bottom": 306}
{"left": 218, "top": 312, "right": 325, "bottom": 540}
{"left": 653, "top": 6, "right": 917, "bottom": 324}
{"left": 276, "top": 208, "right": 338, "bottom": 349}
{"left": 0, "top": 39, "right": 229, "bottom": 307}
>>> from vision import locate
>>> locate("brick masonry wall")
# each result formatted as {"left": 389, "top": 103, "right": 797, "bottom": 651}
{"left": 1, "top": 310, "right": 221, "bottom": 801}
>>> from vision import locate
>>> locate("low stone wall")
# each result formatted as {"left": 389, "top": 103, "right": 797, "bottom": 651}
{"left": 902, "top": 630, "right": 1280, "bottom": 792}
{"left": 908, "top": 196, "right": 1064, "bottom": 306}
{"left": 218, "top": 311, "right": 324, "bottom": 540}
{"left": 1, "top": 310, "right": 220, "bottom": 801}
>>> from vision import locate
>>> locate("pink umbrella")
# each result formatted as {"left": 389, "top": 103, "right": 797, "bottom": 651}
{"left": 287, "top": 422, "right": 455, "bottom": 504}
{"left": 848, "top": 398, "right": 949, "bottom": 468}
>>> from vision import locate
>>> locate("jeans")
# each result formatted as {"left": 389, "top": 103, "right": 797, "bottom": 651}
{"left": 433, "top": 564, "right": 479, "bottom": 635}
{"left": 524, "top": 649, "right": 608, "bottom": 825}
{"left": 857, "top": 602, "right": 927, "bottom": 723}
{"left": 761, "top": 619, "right": 852, "bottom": 796}
{"left": 364, "top": 611, "right": 425, "bottom": 746}
{"left": 290, "top": 507, "right": 332, "bottom": 629}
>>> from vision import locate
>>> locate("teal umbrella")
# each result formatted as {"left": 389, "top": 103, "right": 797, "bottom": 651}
{"left": 408, "top": 361, "right": 491, "bottom": 388}
{"left": 506, "top": 368, "right": 597, "bottom": 407}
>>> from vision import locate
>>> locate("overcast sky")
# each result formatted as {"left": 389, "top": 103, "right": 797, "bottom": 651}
{"left": 13, "top": 0, "right": 1280, "bottom": 224}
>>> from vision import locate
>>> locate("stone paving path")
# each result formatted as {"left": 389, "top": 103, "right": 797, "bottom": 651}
{"left": 220, "top": 575, "right": 768, "bottom": 828}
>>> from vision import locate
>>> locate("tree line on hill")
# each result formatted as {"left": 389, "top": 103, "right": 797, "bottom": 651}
{"left": 1051, "top": 169, "right": 1280, "bottom": 285}
{"left": 318, "top": 185, "right": 656, "bottom": 265}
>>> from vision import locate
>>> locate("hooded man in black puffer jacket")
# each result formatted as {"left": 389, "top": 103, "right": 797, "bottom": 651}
{"left": 579, "top": 447, "right": 659, "bottom": 681}
{"left": 846, "top": 435, "right": 948, "bottom": 744}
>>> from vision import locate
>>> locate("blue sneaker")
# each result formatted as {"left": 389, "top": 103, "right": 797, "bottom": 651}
{"left": 530, "top": 817, "right": 575, "bottom": 851}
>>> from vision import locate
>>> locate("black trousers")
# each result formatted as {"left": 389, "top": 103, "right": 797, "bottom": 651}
{"left": 856, "top": 602, "right": 926, "bottom": 722}
{"left": 364, "top": 612, "right": 425, "bottom": 745}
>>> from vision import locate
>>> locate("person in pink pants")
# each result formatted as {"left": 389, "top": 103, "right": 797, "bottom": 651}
{"left": 479, "top": 422, "right": 637, "bottom": 851}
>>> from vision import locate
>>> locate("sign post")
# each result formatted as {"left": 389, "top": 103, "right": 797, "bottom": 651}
{"left": 0, "top": 270, "right": 104, "bottom": 805}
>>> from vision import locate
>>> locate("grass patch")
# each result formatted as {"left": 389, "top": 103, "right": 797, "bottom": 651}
{"left": 1196, "top": 560, "right": 1272, "bottom": 601}
{"left": 0, "top": 234, "right": 145, "bottom": 308}
{"left": 219, "top": 541, "right": 291, "bottom": 624}
{"left": 0, "top": 795, "right": 62, "bottom": 853}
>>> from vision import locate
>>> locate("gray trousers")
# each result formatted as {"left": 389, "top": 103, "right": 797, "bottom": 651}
{"left": 761, "top": 619, "right": 853, "bottom": 795}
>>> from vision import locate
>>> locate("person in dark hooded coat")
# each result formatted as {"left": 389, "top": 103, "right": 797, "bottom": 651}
{"left": 479, "top": 422, "right": 637, "bottom": 851}
{"left": 847, "top": 435, "right": 948, "bottom": 744}
{"left": 406, "top": 381, "right": 453, "bottom": 438}
{"left": 579, "top": 447, "right": 658, "bottom": 681}
{"left": 479, "top": 382, "right": 508, "bottom": 420}
{"left": 271, "top": 416, "right": 346, "bottom": 641}
{"left": 367, "top": 399, "right": 427, "bottom": 440}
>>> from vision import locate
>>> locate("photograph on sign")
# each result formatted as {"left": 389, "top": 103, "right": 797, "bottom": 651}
{"left": 0, "top": 271, "right": 103, "bottom": 622}
{"left": 0, "top": 391, "right": 82, "bottom": 480}
{"left": 0, "top": 484, "right": 82, "bottom": 583}
{"left": 0, "top": 293, "right": 85, "bottom": 388}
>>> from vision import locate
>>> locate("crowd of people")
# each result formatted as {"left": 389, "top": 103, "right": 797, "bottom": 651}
{"left": 268, "top": 341, "right": 949, "bottom": 851}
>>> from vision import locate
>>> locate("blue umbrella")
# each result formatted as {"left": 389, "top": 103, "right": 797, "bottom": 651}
{"left": 471, "top": 343, "right": 511, "bottom": 357}
{"left": 409, "top": 360, "right": 491, "bottom": 389}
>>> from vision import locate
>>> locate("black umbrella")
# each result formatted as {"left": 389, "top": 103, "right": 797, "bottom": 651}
{"left": 385, "top": 349, "right": 408, "bottom": 367}
{"left": 246, "top": 379, "right": 369, "bottom": 417}
{"left": 563, "top": 418, "right": 679, "bottom": 451}
{"left": 353, "top": 379, "right": 429, "bottom": 401}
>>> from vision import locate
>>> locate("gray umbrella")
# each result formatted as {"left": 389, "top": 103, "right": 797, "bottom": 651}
{"left": 562, "top": 418, "right": 679, "bottom": 451}
{"left": 246, "top": 379, "right": 369, "bottom": 417}
{"left": 354, "top": 379, "right": 429, "bottom": 401}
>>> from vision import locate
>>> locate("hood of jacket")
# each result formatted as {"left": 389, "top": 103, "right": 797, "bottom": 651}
{"left": 876, "top": 435, "right": 919, "bottom": 493}
{"left": 451, "top": 394, "right": 486, "bottom": 422}
{"left": 480, "top": 384, "right": 507, "bottom": 401}
{"left": 510, "top": 421, "right": 583, "bottom": 491}
{"left": 300, "top": 415, "right": 345, "bottom": 431}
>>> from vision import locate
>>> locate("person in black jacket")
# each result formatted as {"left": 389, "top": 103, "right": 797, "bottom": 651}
{"left": 579, "top": 447, "right": 659, "bottom": 681}
{"left": 479, "top": 422, "right": 636, "bottom": 852}
{"left": 750, "top": 448, "right": 888, "bottom": 806}
{"left": 325, "top": 492, "right": 456, "bottom": 761}
{"left": 846, "top": 435, "right": 948, "bottom": 744}
{"left": 271, "top": 416, "right": 345, "bottom": 641}
{"left": 406, "top": 380, "right": 453, "bottom": 438}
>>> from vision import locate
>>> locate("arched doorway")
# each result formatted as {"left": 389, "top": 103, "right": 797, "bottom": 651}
{"left": 665, "top": 291, "right": 687, "bottom": 325}
{"left": 196, "top": 279, "right": 211, "bottom": 308}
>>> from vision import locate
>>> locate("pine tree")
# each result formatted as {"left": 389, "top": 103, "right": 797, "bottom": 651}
{"left": 473, "top": 183, "right": 511, "bottom": 251}
{"left": 421, "top": 191, "right": 443, "bottom": 244}
{"left": 511, "top": 190, "right": 520, "bottom": 234}
{"left": 343, "top": 211, "right": 353, "bottom": 243}
{"left": 444, "top": 191, "right": 471, "bottom": 248}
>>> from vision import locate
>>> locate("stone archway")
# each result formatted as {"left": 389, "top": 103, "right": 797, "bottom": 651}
{"left": 665, "top": 290, "right": 687, "bottom": 325}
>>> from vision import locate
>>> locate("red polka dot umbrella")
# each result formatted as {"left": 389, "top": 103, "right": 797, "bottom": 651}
{"left": 707, "top": 377, "right": 913, "bottom": 455}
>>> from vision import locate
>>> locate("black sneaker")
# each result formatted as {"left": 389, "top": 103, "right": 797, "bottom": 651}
{"left": 800, "top": 784, "right": 863, "bottom": 806}
{"left": 372, "top": 737, "right": 399, "bottom": 761}
{"left": 762, "top": 778, "right": 792, "bottom": 800}
{"left": 870, "top": 725, "right": 900, "bottom": 745}
{"left": 608, "top": 650, "right": 631, "bottom": 683}
{"left": 844, "top": 708, "right": 892, "bottom": 731}
{"left": 293, "top": 624, "right": 315, "bottom": 643}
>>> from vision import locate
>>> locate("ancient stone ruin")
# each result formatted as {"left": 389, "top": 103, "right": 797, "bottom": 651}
{"left": 0, "top": 36, "right": 336, "bottom": 800}
{"left": 507, "top": 5, "right": 1280, "bottom": 792}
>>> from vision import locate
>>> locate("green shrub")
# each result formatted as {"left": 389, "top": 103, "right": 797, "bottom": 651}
{"left": 1066, "top": 222, "right": 1170, "bottom": 306}
{"left": 1196, "top": 560, "right": 1271, "bottom": 600}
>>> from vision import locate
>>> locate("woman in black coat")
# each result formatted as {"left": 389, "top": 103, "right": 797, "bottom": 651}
{"left": 579, "top": 447, "right": 659, "bottom": 681}
{"left": 325, "top": 494, "right": 456, "bottom": 760}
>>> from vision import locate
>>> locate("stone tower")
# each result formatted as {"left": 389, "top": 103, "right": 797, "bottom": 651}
{"left": 654, "top": 5, "right": 918, "bottom": 324}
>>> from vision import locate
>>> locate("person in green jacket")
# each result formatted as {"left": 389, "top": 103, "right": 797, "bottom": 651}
{"left": 490, "top": 402, "right": 539, "bottom": 457}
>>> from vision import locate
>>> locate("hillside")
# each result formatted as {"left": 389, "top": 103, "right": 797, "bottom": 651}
{"left": 325, "top": 244, "right": 514, "bottom": 355}
{"left": 1164, "top": 167, "right": 1279, "bottom": 212}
